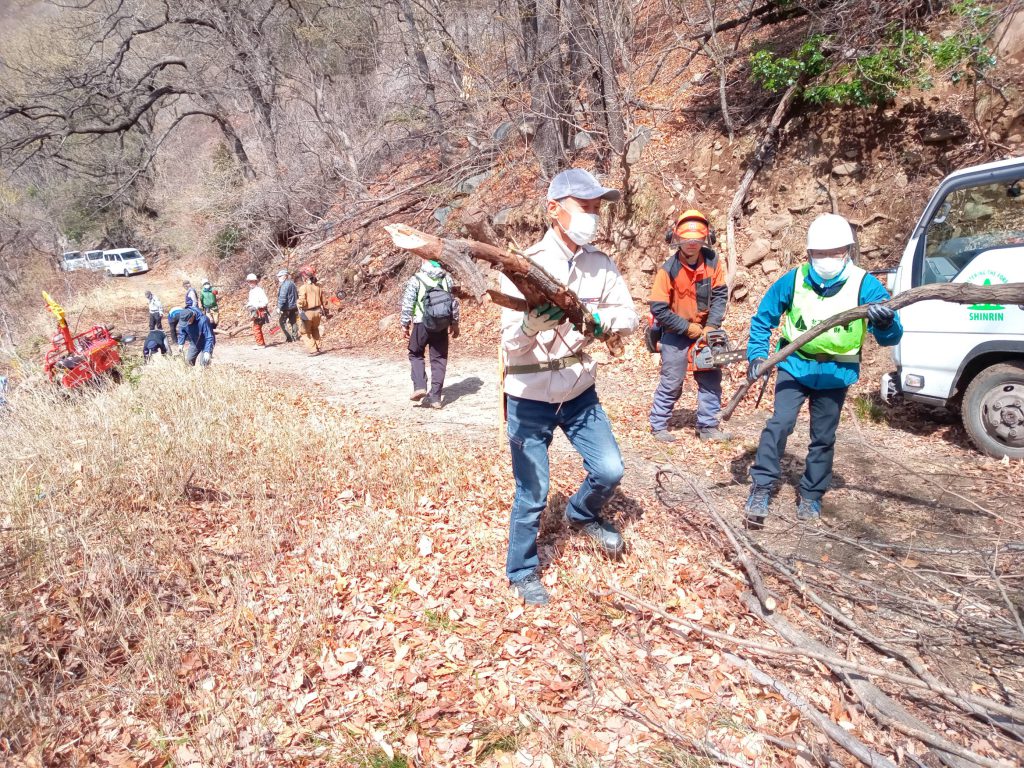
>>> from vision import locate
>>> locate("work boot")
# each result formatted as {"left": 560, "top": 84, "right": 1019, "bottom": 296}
{"left": 511, "top": 573, "right": 550, "bottom": 606}
{"left": 652, "top": 430, "right": 676, "bottom": 443}
{"left": 566, "top": 513, "right": 625, "bottom": 558}
{"left": 410, "top": 389, "right": 427, "bottom": 401}
{"left": 744, "top": 484, "right": 773, "bottom": 530}
{"left": 697, "top": 426, "right": 731, "bottom": 442}
{"left": 428, "top": 397, "right": 443, "bottom": 410}
{"left": 796, "top": 495, "right": 822, "bottom": 521}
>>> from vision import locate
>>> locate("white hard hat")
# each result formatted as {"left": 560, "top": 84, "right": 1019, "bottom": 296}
{"left": 201, "top": 278, "right": 211, "bottom": 286}
{"left": 276, "top": 269, "right": 288, "bottom": 278}
{"left": 245, "top": 273, "right": 257, "bottom": 282}
{"left": 807, "top": 213, "right": 855, "bottom": 251}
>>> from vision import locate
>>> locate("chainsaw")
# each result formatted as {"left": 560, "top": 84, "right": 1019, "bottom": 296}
{"left": 687, "top": 329, "right": 746, "bottom": 372}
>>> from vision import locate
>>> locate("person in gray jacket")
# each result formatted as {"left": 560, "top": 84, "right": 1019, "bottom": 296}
{"left": 276, "top": 269, "right": 299, "bottom": 342}
{"left": 400, "top": 258, "right": 460, "bottom": 408}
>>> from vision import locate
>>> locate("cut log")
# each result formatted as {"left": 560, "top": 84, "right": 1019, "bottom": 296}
{"left": 722, "top": 281, "right": 1024, "bottom": 420}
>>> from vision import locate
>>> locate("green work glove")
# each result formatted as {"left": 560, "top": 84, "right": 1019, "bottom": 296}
{"left": 522, "top": 302, "right": 565, "bottom": 336}
{"left": 592, "top": 311, "right": 605, "bottom": 338}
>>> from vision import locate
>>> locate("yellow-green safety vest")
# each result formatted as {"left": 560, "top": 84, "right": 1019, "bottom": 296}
{"left": 780, "top": 263, "right": 866, "bottom": 363}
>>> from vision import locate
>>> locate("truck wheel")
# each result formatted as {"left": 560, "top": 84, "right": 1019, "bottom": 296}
{"left": 962, "top": 362, "right": 1024, "bottom": 460}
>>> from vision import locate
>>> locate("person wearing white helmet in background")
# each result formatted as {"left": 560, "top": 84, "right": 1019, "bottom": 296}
{"left": 276, "top": 268, "right": 299, "bottom": 342}
{"left": 742, "top": 213, "right": 903, "bottom": 528}
{"left": 245, "top": 273, "right": 270, "bottom": 348}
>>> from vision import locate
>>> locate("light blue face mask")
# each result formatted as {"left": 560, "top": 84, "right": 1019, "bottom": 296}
{"left": 428, "top": 260, "right": 441, "bottom": 268}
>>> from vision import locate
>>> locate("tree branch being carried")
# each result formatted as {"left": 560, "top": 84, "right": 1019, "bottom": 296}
{"left": 384, "top": 222, "right": 624, "bottom": 354}
{"left": 723, "top": 281, "right": 1024, "bottom": 421}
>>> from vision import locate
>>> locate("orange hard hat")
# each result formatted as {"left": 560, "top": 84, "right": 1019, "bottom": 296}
{"left": 674, "top": 209, "right": 710, "bottom": 240}
{"left": 299, "top": 264, "right": 317, "bottom": 277}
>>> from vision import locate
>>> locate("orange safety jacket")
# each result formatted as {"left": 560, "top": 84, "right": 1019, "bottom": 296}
{"left": 648, "top": 246, "right": 727, "bottom": 335}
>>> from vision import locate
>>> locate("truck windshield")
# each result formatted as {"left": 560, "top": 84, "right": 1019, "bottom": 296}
{"left": 922, "top": 179, "right": 1024, "bottom": 284}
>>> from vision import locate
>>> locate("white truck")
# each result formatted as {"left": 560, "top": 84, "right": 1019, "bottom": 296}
{"left": 882, "top": 156, "right": 1024, "bottom": 460}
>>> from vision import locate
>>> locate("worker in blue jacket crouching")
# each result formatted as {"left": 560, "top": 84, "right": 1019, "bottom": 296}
{"left": 744, "top": 213, "right": 903, "bottom": 527}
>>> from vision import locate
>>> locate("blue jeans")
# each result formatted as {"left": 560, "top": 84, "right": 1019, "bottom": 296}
{"left": 649, "top": 331, "right": 722, "bottom": 431}
{"left": 750, "top": 369, "right": 847, "bottom": 500}
{"left": 505, "top": 387, "right": 624, "bottom": 582}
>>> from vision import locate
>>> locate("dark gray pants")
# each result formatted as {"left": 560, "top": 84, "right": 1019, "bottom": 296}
{"left": 279, "top": 308, "right": 299, "bottom": 341}
{"left": 408, "top": 323, "right": 449, "bottom": 397}
{"left": 149, "top": 311, "right": 162, "bottom": 330}
{"left": 750, "top": 369, "right": 847, "bottom": 500}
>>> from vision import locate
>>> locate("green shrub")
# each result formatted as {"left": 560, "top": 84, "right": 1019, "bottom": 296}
{"left": 750, "top": 1, "right": 998, "bottom": 106}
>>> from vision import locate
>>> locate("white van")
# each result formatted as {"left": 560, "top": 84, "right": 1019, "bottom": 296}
{"left": 882, "top": 156, "right": 1024, "bottom": 459}
{"left": 84, "top": 250, "right": 106, "bottom": 271}
{"left": 103, "top": 248, "right": 150, "bottom": 277}
{"left": 60, "top": 251, "right": 86, "bottom": 271}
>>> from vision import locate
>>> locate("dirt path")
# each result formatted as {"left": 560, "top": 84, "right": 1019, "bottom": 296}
{"left": 215, "top": 338, "right": 502, "bottom": 432}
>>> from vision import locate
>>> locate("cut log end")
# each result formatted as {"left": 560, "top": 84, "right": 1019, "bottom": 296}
{"left": 384, "top": 223, "right": 431, "bottom": 250}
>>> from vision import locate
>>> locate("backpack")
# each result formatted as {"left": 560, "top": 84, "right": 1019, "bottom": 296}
{"left": 201, "top": 287, "right": 217, "bottom": 309}
{"left": 416, "top": 275, "right": 454, "bottom": 332}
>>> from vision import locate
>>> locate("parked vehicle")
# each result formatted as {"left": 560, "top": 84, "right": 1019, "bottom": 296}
{"left": 881, "top": 155, "right": 1024, "bottom": 460}
{"left": 60, "top": 251, "right": 86, "bottom": 272}
{"left": 84, "top": 250, "right": 106, "bottom": 270}
{"left": 103, "top": 247, "right": 149, "bottom": 277}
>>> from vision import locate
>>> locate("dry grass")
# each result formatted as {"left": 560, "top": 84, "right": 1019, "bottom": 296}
{"left": 0, "top": 359, "right": 476, "bottom": 764}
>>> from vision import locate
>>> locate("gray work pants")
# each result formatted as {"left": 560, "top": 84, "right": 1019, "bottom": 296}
{"left": 648, "top": 331, "right": 722, "bottom": 432}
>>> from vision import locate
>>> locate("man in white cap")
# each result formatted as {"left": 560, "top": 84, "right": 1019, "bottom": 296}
{"left": 500, "top": 168, "right": 639, "bottom": 606}
{"left": 276, "top": 268, "right": 299, "bottom": 342}
{"left": 245, "top": 274, "right": 270, "bottom": 347}
{"left": 743, "top": 213, "right": 903, "bottom": 528}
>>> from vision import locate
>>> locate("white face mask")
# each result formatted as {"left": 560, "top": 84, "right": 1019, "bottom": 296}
{"left": 810, "top": 256, "right": 847, "bottom": 280}
{"left": 559, "top": 204, "right": 599, "bottom": 246}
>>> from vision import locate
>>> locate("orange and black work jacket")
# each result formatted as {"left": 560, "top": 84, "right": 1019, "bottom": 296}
{"left": 648, "top": 246, "right": 728, "bottom": 335}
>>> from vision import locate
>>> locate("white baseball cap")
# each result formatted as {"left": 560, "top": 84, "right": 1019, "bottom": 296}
{"left": 546, "top": 168, "right": 620, "bottom": 202}
{"left": 245, "top": 273, "right": 257, "bottom": 281}
{"left": 276, "top": 269, "right": 288, "bottom": 278}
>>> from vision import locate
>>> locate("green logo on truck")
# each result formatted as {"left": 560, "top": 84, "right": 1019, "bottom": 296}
{"left": 965, "top": 270, "right": 1007, "bottom": 321}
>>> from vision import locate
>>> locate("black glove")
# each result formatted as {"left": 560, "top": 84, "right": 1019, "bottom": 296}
{"left": 747, "top": 357, "right": 767, "bottom": 384}
{"left": 867, "top": 303, "right": 895, "bottom": 329}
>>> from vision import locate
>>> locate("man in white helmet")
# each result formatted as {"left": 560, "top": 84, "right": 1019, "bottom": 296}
{"left": 743, "top": 213, "right": 903, "bottom": 527}
{"left": 245, "top": 274, "right": 270, "bottom": 348}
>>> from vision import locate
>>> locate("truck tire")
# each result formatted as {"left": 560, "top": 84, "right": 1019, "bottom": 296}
{"left": 961, "top": 362, "right": 1024, "bottom": 460}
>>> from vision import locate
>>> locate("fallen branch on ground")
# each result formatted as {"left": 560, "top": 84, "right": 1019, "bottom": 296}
{"left": 741, "top": 594, "right": 1009, "bottom": 768}
{"left": 657, "top": 469, "right": 776, "bottom": 612}
{"left": 603, "top": 586, "right": 1024, "bottom": 722}
{"left": 725, "top": 652, "right": 900, "bottom": 768}
{"left": 723, "top": 282, "right": 1024, "bottom": 420}
{"left": 726, "top": 81, "right": 802, "bottom": 293}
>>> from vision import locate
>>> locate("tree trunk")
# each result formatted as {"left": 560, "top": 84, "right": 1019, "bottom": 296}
{"left": 397, "top": 0, "right": 453, "bottom": 167}
{"left": 526, "top": 0, "right": 568, "bottom": 177}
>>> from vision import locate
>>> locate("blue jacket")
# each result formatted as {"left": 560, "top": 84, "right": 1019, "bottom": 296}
{"left": 277, "top": 279, "right": 298, "bottom": 310}
{"left": 176, "top": 312, "right": 216, "bottom": 353}
{"left": 748, "top": 264, "right": 903, "bottom": 390}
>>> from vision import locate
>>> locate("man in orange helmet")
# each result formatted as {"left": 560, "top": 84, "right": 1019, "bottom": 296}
{"left": 648, "top": 210, "right": 730, "bottom": 442}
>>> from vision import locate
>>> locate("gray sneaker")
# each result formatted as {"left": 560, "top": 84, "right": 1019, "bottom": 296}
{"left": 652, "top": 430, "right": 676, "bottom": 443}
{"left": 796, "top": 495, "right": 822, "bottom": 521}
{"left": 566, "top": 515, "right": 625, "bottom": 558}
{"left": 744, "top": 484, "right": 773, "bottom": 530}
{"left": 511, "top": 573, "right": 550, "bottom": 605}
{"left": 427, "top": 396, "right": 443, "bottom": 410}
{"left": 697, "top": 426, "right": 731, "bottom": 442}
